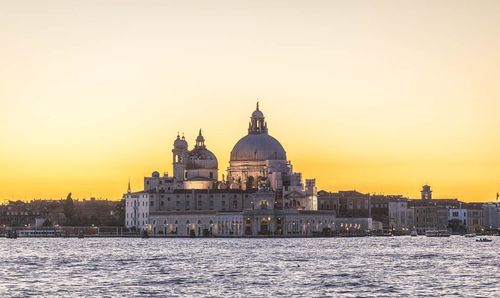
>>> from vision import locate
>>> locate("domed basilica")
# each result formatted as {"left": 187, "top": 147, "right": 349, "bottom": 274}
{"left": 124, "top": 103, "right": 340, "bottom": 237}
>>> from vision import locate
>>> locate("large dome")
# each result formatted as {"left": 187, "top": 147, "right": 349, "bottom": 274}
{"left": 230, "top": 134, "right": 286, "bottom": 161}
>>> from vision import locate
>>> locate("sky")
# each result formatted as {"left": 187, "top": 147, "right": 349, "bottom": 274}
{"left": 1, "top": 0, "right": 499, "bottom": 202}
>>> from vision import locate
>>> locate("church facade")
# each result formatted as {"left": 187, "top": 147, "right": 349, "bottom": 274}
{"left": 124, "top": 103, "right": 339, "bottom": 236}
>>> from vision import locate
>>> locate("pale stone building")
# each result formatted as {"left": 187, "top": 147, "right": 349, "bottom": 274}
{"left": 483, "top": 203, "right": 500, "bottom": 231}
{"left": 124, "top": 103, "right": 337, "bottom": 236}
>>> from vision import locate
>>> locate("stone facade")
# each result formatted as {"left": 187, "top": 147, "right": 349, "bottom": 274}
{"left": 124, "top": 104, "right": 331, "bottom": 236}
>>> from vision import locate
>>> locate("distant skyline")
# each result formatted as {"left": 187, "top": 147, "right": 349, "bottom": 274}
{"left": 1, "top": 1, "right": 500, "bottom": 202}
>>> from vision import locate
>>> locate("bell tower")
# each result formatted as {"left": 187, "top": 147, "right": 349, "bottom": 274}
{"left": 421, "top": 185, "right": 432, "bottom": 200}
{"left": 172, "top": 133, "right": 188, "bottom": 181}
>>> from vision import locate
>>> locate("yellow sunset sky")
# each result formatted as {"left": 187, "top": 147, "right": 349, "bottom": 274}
{"left": 1, "top": 1, "right": 499, "bottom": 202}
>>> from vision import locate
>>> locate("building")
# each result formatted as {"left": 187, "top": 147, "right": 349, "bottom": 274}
{"left": 410, "top": 185, "right": 462, "bottom": 234}
{"left": 388, "top": 200, "right": 414, "bottom": 233}
{"left": 124, "top": 103, "right": 338, "bottom": 236}
{"left": 464, "top": 204, "right": 484, "bottom": 233}
{"left": 318, "top": 190, "right": 371, "bottom": 218}
{"left": 483, "top": 203, "right": 500, "bottom": 231}
{"left": 0, "top": 198, "right": 123, "bottom": 227}
{"left": 411, "top": 202, "right": 449, "bottom": 234}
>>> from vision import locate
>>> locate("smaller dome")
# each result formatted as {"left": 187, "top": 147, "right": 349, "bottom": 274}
{"left": 252, "top": 110, "right": 264, "bottom": 118}
{"left": 186, "top": 148, "right": 218, "bottom": 170}
{"left": 152, "top": 171, "right": 160, "bottom": 178}
{"left": 185, "top": 130, "right": 218, "bottom": 170}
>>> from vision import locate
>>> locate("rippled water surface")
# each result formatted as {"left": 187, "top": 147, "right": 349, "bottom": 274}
{"left": 1, "top": 237, "right": 499, "bottom": 297}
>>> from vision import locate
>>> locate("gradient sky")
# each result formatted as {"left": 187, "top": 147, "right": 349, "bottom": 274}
{"left": 1, "top": 1, "right": 500, "bottom": 202}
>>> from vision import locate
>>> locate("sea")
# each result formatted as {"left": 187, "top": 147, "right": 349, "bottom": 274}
{"left": 0, "top": 236, "right": 498, "bottom": 297}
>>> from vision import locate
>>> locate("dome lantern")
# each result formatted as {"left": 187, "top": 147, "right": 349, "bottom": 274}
{"left": 195, "top": 129, "right": 206, "bottom": 148}
{"left": 249, "top": 102, "right": 268, "bottom": 134}
{"left": 231, "top": 103, "right": 286, "bottom": 162}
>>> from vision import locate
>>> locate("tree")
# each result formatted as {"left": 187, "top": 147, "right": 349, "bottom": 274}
{"left": 64, "top": 192, "right": 75, "bottom": 225}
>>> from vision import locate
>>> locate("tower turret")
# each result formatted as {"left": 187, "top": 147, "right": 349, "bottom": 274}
{"left": 421, "top": 185, "right": 432, "bottom": 200}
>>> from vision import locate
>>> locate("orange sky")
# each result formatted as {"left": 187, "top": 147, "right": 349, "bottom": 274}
{"left": 1, "top": 1, "right": 499, "bottom": 202}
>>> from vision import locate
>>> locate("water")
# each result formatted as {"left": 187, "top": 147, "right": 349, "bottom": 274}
{"left": 0, "top": 236, "right": 498, "bottom": 297}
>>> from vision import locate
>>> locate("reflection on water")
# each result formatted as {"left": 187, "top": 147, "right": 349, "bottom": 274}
{"left": 0, "top": 237, "right": 498, "bottom": 297}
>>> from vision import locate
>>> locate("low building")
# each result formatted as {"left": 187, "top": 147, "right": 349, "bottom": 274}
{"left": 482, "top": 203, "right": 500, "bottom": 231}
{"left": 410, "top": 201, "right": 449, "bottom": 234}
{"left": 0, "top": 198, "right": 123, "bottom": 227}
{"left": 465, "top": 204, "right": 484, "bottom": 233}
{"left": 371, "top": 195, "right": 413, "bottom": 233}
{"left": 317, "top": 190, "right": 370, "bottom": 218}
{"left": 448, "top": 207, "right": 468, "bottom": 234}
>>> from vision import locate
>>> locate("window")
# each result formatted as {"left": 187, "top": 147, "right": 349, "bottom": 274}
{"left": 210, "top": 172, "right": 213, "bottom": 179}
{"left": 150, "top": 201, "right": 154, "bottom": 207}
{"left": 233, "top": 200, "right": 238, "bottom": 209}
{"left": 160, "top": 201, "right": 164, "bottom": 207}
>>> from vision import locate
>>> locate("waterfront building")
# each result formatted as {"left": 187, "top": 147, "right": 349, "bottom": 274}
{"left": 411, "top": 203, "right": 448, "bottom": 234}
{"left": 388, "top": 200, "right": 414, "bottom": 233}
{"left": 0, "top": 198, "right": 123, "bottom": 227}
{"left": 370, "top": 195, "right": 414, "bottom": 233}
{"left": 317, "top": 190, "right": 371, "bottom": 218}
{"left": 464, "top": 204, "right": 484, "bottom": 233}
{"left": 448, "top": 207, "right": 468, "bottom": 233}
{"left": 410, "top": 185, "right": 462, "bottom": 234}
{"left": 124, "top": 104, "right": 338, "bottom": 236}
{"left": 482, "top": 203, "right": 500, "bottom": 231}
